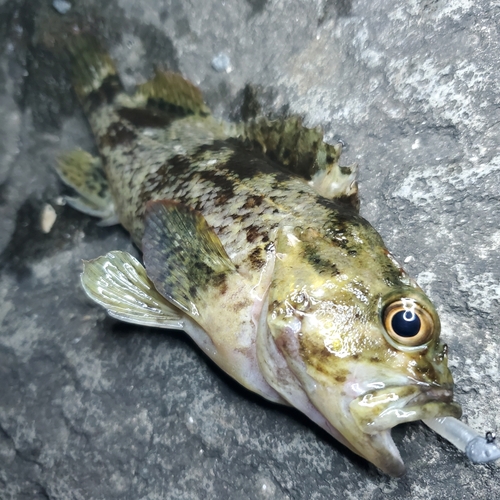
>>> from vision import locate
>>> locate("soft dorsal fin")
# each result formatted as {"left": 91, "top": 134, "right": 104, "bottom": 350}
{"left": 134, "top": 69, "right": 211, "bottom": 116}
{"left": 142, "top": 201, "right": 236, "bottom": 318}
{"left": 238, "top": 115, "right": 359, "bottom": 210}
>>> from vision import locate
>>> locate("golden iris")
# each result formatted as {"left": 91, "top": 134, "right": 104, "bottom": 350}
{"left": 383, "top": 298, "right": 434, "bottom": 347}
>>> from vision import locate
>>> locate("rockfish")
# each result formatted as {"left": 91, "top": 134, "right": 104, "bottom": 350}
{"left": 55, "top": 35, "right": 462, "bottom": 476}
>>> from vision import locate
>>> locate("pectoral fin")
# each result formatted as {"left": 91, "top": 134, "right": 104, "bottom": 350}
{"left": 55, "top": 149, "right": 117, "bottom": 223}
{"left": 81, "top": 250, "right": 184, "bottom": 329}
{"left": 142, "top": 201, "right": 236, "bottom": 318}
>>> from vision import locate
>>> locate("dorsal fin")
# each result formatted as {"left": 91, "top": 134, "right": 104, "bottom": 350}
{"left": 134, "top": 69, "right": 211, "bottom": 116}
{"left": 242, "top": 115, "right": 337, "bottom": 178}
{"left": 238, "top": 115, "right": 359, "bottom": 210}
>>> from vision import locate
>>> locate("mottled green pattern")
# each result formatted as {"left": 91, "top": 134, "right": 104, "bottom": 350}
{"left": 67, "top": 35, "right": 460, "bottom": 477}
{"left": 135, "top": 69, "right": 211, "bottom": 116}
{"left": 55, "top": 149, "right": 115, "bottom": 220}
{"left": 142, "top": 201, "right": 236, "bottom": 315}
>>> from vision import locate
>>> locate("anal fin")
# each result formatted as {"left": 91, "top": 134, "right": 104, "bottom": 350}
{"left": 142, "top": 201, "right": 236, "bottom": 319}
{"left": 55, "top": 148, "right": 117, "bottom": 223}
{"left": 81, "top": 251, "right": 184, "bottom": 329}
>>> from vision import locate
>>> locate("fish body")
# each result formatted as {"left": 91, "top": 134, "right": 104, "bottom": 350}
{"left": 58, "top": 36, "right": 461, "bottom": 476}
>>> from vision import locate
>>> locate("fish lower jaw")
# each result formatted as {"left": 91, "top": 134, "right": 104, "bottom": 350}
{"left": 344, "top": 389, "right": 461, "bottom": 476}
{"left": 349, "top": 386, "right": 462, "bottom": 435}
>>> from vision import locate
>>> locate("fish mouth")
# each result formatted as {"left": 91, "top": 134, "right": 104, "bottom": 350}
{"left": 344, "top": 385, "right": 461, "bottom": 476}
{"left": 349, "top": 385, "right": 462, "bottom": 435}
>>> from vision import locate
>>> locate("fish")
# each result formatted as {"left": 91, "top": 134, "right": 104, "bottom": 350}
{"left": 55, "top": 34, "right": 462, "bottom": 476}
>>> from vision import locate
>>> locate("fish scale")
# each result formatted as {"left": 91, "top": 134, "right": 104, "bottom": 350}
{"left": 93, "top": 98, "right": 351, "bottom": 268}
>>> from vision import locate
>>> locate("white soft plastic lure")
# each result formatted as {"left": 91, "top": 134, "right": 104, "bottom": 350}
{"left": 424, "top": 418, "right": 500, "bottom": 464}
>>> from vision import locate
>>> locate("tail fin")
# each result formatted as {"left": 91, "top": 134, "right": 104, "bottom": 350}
{"left": 66, "top": 35, "right": 123, "bottom": 113}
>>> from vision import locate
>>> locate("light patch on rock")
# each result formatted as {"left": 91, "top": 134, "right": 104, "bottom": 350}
{"left": 401, "top": 0, "right": 474, "bottom": 21}
{"left": 438, "top": 311, "right": 463, "bottom": 342}
{"left": 456, "top": 266, "right": 500, "bottom": 313}
{"left": 392, "top": 166, "right": 446, "bottom": 204}
{"left": 392, "top": 155, "right": 500, "bottom": 206}
{"left": 0, "top": 277, "right": 13, "bottom": 327}
{"left": 129, "top": 408, "right": 153, "bottom": 444}
{"left": 110, "top": 34, "right": 146, "bottom": 91}
{"left": 31, "top": 249, "right": 74, "bottom": 284}
{"left": 477, "top": 351, "right": 500, "bottom": 383}
{"left": 0, "top": 311, "right": 44, "bottom": 361}
{"left": 256, "top": 475, "right": 276, "bottom": 498}
{"left": 476, "top": 229, "right": 500, "bottom": 259}
{"left": 0, "top": 276, "right": 46, "bottom": 360}
{"left": 436, "top": 0, "right": 475, "bottom": 21}
{"left": 387, "top": 57, "right": 488, "bottom": 139}
{"left": 67, "top": 349, "right": 111, "bottom": 393}
{"left": 416, "top": 270, "right": 436, "bottom": 289}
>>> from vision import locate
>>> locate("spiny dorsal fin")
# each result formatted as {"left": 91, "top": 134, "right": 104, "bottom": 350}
{"left": 135, "top": 69, "right": 211, "bottom": 116}
{"left": 142, "top": 201, "right": 236, "bottom": 318}
{"left": 239, "top": 115, "right": 359, "bottom": 210}
{"left": 81, "top": 251, "right": 184, "bottom": 329}
{"left": 240, "top": 115, "right": 338, "bottom": 178}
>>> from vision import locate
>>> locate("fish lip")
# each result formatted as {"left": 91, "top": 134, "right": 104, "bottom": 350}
{"left": 406, "top": 386, "right": 453, "bottom": 406}
{"left": 349, "top": 385, "right": 462, "bottom": 435}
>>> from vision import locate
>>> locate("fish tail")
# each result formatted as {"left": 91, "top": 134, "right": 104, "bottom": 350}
{"left": 66, "top": 35, "right": 123, "bottom": 113}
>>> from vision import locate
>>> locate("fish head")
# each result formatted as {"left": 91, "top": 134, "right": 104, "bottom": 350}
{"left": 266, "top": 220, "right": 461, "bottom": 475}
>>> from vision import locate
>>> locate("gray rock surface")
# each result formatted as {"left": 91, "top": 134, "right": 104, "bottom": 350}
{"left": 0, "top": 0, "right": 499, "bottom": 498}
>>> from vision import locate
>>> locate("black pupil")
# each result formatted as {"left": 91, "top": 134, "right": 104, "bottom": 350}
{"left": 391, "top": 310, "right": 421, "bottom": 337}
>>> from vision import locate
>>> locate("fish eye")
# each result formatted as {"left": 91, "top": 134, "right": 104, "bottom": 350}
{"left": 383, "top": 298, "right": 434, "bottom": 347}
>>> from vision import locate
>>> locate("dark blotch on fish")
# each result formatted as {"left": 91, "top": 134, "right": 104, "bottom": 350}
{"left": 85, "top": 74, "right": 122, "bottom": 113}
{"left": 246, "top": 225, "right": 262, "bottom": 243}
{"left": 199, "top": 140, "right": 290, "bottom": 183}
{"left": 243, "top": 196, "right": 264, "bottom": 209}
{"left": 100, "top": 122, "right": 137, "bottom": 148}
{"left": 117, "top": 107, "right": 175, "bottom": 128}
{"left": 303, "top": 242, "right": 339, "bottom": 276}
{"left": 248, "top": 247, "right": 266, "bottom": 270}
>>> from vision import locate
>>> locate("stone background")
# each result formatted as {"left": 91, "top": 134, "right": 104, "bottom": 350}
{"left": 0, "top": 0, "right": 499, "bottom": 498}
